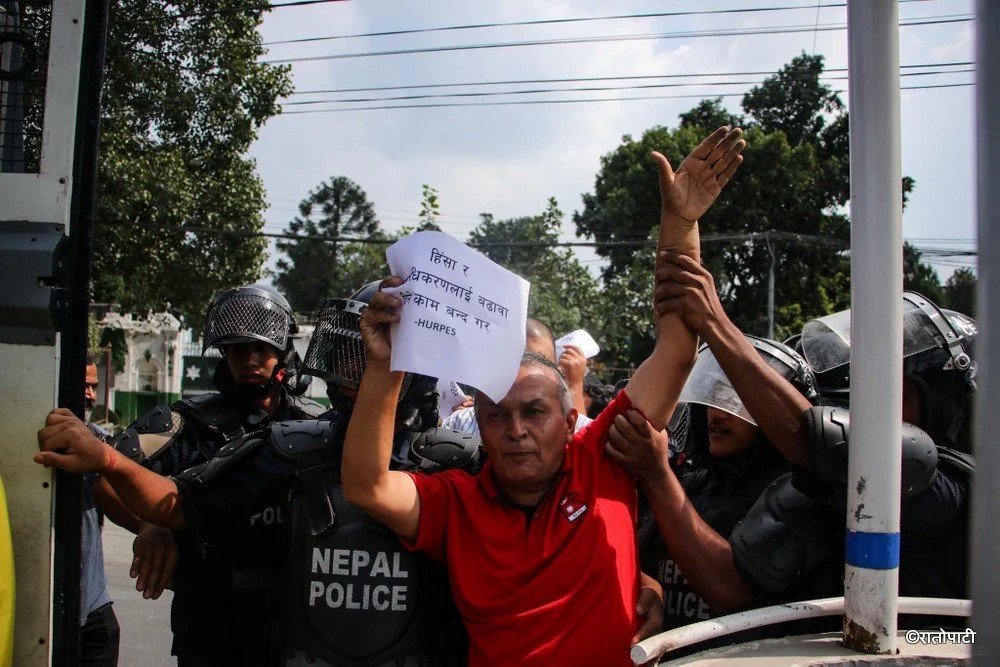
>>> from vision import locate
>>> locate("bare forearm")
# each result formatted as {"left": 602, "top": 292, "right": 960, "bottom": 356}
{"left": 628, "top": 218, "right": 700, "bottom": 429}
{"left": 640, "top": 469, "right": 756, "bottom": 612}
{"left": 657, "top": 215, "right": 700, "bottom": 264}
{"left": 101, "top": 450, "right": 187, "bottom": 530}
{"left": 92, "top": 476, "right": 143, "bottom": 534}
{"left": 703, "top": 317, "right": 812, "bottom": 468}
{"left": 342, "top": 360, "right": 404, "bottom": 507}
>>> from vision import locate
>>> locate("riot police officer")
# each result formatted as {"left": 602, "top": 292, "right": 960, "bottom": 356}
{"left": 748, "top": 292, "right": 975, "bottom": 604}
{"left": 112, "top": 284, "right": 325, "bottom": 666}
{"left": 611, "top": 254, "right": 973, "bottom": 638}
{"left": 632, "top": 336, "right": 818, "bottom": 630}
{"left": 174, "top": 281, "right": 464, "bottom": 666}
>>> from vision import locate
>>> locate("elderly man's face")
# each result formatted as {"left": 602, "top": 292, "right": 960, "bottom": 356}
{"left": 476, "top": 365, "right": 576, "bottom": 498}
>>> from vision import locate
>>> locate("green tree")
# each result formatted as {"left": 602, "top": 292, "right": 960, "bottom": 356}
{"left": 90, "top": 0, "right": 292, "bottom": 330}
{"left": 275, "top": 176, "right": 382, "bottom": 311}
{"left": 469, "top": 199, "right": 600, "bottom": 336}
{"left": 943, "top": 267, "right": 977, "bottom": 317}
{"left": 903, "top": 242, "right": 944, "bottom": 304}
{"left": 417, "top": 185, "right": 442, "bottom": 231}
{"left": 679, "top": 98, "right": 744, "bottom": 134}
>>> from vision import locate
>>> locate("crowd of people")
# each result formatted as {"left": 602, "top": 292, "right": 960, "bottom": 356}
{"left": 35, "top": 126, "right": 976, "bottom": 666}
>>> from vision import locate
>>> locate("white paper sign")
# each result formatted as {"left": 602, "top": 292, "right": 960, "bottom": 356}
{"left": 436, "top": 378, "right": 467, "bottom": 419}
{"left": 555, "top": 329, "right": 601, "bottom": 360}
{"left": 385, "top": 231, "right": 530, "bottom": 402}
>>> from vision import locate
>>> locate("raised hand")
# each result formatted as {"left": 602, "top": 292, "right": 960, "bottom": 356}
{"left": 557, "top": 345, "right": 588, "bottom": 392}
{"left": 359, "top": 276, "right": 404, "bottom": 363}
{"left": 35, "top": 408, "right": 113, "bottom": 474}
{"left": 653, "top": 126, "right": 745, "bottom": 225}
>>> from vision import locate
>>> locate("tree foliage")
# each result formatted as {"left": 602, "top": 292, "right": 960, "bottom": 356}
{"left": 469, "top": 199, "right": 600, "bottom": 337}
{"left": 903, "top": 242, "right": 944, "bottom": 304}
{"left": 275, "top": 176, "right": 383, "bottom": 312}
{"left": 90, "top": 0, "right": 292, "bottom": 330}
{"left": 944, "top": 267, "right": 977, "bottom": 317}
{"left": 418, "top": 185, "right": 442, "bottom": 231}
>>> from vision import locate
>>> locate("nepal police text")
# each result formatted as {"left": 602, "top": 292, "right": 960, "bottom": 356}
{"left": 309, "top": 548, "right": 410, "bottom": 611}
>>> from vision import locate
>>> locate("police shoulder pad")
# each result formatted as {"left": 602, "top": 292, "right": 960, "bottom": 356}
{"left": 113, "top": 406, "right": 184, "bottom": 463}
{"left": 288, "top": 394, "right": 329, "bottom": 419}
{"left": 174, "top": 392, "right": 245, "bottom": 439}
{"left": 270, "top": 420, "right": 336, "bottom": 459}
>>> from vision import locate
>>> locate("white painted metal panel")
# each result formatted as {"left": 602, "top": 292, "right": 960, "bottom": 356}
{"left": 0, "top": 344, "right": 60, "bottom": 665}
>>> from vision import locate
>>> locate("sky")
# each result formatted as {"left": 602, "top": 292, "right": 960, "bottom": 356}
{"left": 249, "top": 0, "right": 976, "bottom": 282}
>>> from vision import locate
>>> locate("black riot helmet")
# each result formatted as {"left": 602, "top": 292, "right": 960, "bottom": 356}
{"left": 203, "top": 284, "right": 313, "bottom": 396}
{"left": 303, "top": 281, "right": 379, "bottom": 389}
{"left": 303, "top": 280, "right": 437, "bottom": 432}
{"left": 675, "top": 336, "right": 817, "bottom": 468}
{"left": 680, "top": 335, "right": 818, "bottom": 426}
{"left": 203, "top": 284, "right": 297, "bottom": 356}
{"left": 795, "top": 292, "right": 977, "bottom": 451}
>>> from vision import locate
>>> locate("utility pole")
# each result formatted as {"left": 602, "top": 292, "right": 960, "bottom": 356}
{"left": 766, "top": 234, "right": 776, "bottom": 340}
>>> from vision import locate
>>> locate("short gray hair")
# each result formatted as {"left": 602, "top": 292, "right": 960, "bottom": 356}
{"left": 473, "top": 351, "right": 574, "bottom": 416}
{"left": 518, "top": 351, "right": 574, "bottom": 414}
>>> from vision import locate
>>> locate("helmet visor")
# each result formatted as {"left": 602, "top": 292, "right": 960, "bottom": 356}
{"left": 679, "top": 350, "right": 756, "bottom": 426}
{"left": 203, "top": 292, "right": 291, "bottom": 353}
{"left": 302, "top": 298, "right": 367, "bottom": 389}
{"left": 800, "top": 299, "right": 945, "bottom": 373}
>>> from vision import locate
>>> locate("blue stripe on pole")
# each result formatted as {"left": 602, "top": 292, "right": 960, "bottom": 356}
{"left": 845, "top": 530, "right": 901, "bottom": 570}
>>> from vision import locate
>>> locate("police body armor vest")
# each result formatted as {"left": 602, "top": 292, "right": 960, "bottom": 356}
{"left": 268, "top": 421, "right": 462, "bottom": 667}
{"left": 282, "top": 486, "right": 459, "bottom": 667}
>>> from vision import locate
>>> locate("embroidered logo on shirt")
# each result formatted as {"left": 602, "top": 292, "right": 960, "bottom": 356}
{"left": 559, "top": 493, "right": 588, "bottom": 522}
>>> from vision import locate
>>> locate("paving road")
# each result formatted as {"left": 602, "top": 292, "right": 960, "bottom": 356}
{"left": 102, "top": 521, "right": 174, "bottom": 665}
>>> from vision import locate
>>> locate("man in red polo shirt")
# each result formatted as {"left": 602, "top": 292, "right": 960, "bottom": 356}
{"left": 342, "top": 125, "right": 746, "bottom": 666}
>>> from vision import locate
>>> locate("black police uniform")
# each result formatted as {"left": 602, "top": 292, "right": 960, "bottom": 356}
{"left": 640, "top": 401, "right": 789, "bottom": 631}
{"left": 113, "top": 390, "right": 325, "bottom": 666}
{"left": 171, "top": 407, "right": 466, "bottom": 667}
{"left": 730, "top": 412, "right": 972, "bottom": 631}
{"left": 641, "top": 451, "right": 788, "bottom": 629}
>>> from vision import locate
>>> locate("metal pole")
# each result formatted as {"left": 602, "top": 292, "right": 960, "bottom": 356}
{"left": 766, "top": 235, "right": 775, "bottom": 340}
{"left": 971, "top": 1, "right": 998, "bottom": 663}
{"left": 103, "top": 344, "right": 110, "bottom": 418}
{"left": 843, "top": 0, "right": 902, "bottom": 654}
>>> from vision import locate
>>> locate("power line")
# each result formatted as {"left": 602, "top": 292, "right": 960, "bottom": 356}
{"left": 288, "top": 61, "right": 974, "bottom": 96}
{"left": 264, "top": 15, "right": 972, "bottom": 64}
{"left": 121, "top": 222, "right": 976, "bottom": 260}
{"left": 278, "top": 82, "right": 974, "bottom": 115}
{"left": 262, "top": 0, "right": 935, "bottom": 47}
{"left": 263, "top": 3, "right": 849, "bottom": 46}
{"left": 128, "top": 0, "right": 347, "bottom": 24}
{"left": 282, "top": 68, "right": 974, "bottom": 107}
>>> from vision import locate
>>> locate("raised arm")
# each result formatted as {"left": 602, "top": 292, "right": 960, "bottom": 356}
{"left": 653, "top": 255, "right": 813, "bottom": 468}
{"left": 626, "top": 126, "right": 745, "bottom": 428}
{"left": 341, "top": 277, "right": 422, "bottom": 540}
{"left": 36, "top": 409, "right": 188, "bottom": 530}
